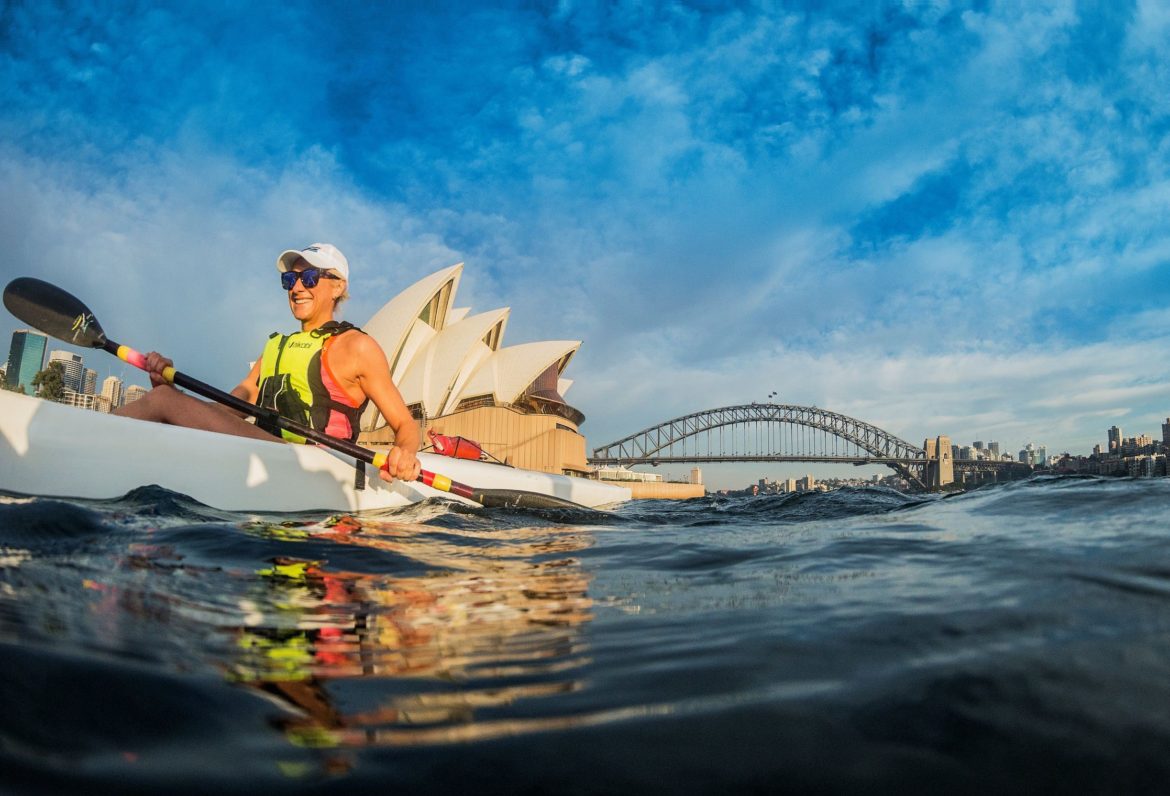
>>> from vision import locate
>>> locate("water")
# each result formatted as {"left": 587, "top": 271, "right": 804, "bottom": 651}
{"left": 2, "top": 476, "right": 1169, "bottom": 793}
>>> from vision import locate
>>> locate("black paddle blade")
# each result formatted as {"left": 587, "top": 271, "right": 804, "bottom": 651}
{"left": 3, "top": 277, "right": 108, "bottom": 348}
{"left": 472, "top": 488, "right": 593, "bottom": 510}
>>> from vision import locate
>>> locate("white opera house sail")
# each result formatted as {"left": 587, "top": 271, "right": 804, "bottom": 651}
{"left": 358, "top": 264, "right": 590, "bottom": 476}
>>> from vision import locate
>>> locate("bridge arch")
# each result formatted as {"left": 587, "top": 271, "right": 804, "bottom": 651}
{"left": 589, "top": 403, "right": 928, "bottom": 487}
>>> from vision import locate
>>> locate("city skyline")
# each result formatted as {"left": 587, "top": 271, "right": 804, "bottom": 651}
{"left": 4, "top": 329, "right": 147, "bottom": 407}
{"left": 8, "top": 314, "right": 1163, "bottom": 489}
{"left": 3, "top": 4, "right": 1169, "bottom": 492}
{"left": 8, "top": 322, "right": 1166, "bottom": 490}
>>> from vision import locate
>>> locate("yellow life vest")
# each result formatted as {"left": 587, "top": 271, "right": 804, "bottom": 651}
{"left": 255, "top": 322, "right": 368, "bottom": 444}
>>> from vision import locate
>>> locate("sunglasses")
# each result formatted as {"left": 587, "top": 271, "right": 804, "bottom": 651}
{"left": 281, "top": 267, "right": 340, "bottom": 291}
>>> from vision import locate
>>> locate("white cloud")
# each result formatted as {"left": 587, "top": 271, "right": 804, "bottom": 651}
{"left": 0, "top": 144, "right": 459, "bottom": 388}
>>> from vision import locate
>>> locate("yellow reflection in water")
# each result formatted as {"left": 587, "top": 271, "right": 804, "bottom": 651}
{"left": 230, "top": 514, "right": 596, "bottom": 754}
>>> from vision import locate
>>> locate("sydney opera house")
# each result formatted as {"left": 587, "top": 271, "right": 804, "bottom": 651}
{"left": 357, "top": 264, "right": 590, "bottom": 476}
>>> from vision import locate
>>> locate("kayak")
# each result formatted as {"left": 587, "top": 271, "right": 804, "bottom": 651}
{"left": 0, "top": 390, "right": 630, "bottom": 512}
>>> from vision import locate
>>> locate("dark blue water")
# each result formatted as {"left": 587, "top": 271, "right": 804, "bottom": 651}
{"left": 2, "top": 476, "right": 1170, "bottom": 794}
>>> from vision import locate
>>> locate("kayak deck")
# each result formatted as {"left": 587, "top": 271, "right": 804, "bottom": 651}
{"left": 0, "top": 391, "right": 629, "bottom": 512}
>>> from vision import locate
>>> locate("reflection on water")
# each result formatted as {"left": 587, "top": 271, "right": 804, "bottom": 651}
{"left": 227, "top": 515, "right": 595, "bottom": 754}
{"left": 13, "top": 480, "right": 1170, "bottom": 791}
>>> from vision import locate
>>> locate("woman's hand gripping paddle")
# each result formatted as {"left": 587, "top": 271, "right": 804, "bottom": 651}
{"left": 3, "top": 277, "right": 594, "bottom": 511}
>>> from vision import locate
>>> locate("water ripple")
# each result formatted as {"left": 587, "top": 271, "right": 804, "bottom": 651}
{"left": 2, "top": 476, "right": 1169, "bottom": 792}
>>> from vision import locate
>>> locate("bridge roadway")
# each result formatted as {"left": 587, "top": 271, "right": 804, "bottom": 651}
{"left": 596, "top": 455, "right": 931, "bottom": 465}
{"left": 588, "top": 402, "right": 1027, "bottom": 490}
{"left": 590, "top": 454, "right": 1001, "bottom": 467}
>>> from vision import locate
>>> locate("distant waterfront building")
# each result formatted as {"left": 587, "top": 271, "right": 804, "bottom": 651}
{"left": 6, "top": 329, "right": 48, "bottom": 393}
{"left": 1108, "top": 426, "right": 1123, "bottom": 452}
{"left": 973, "top": 441, "right": 984, "bottom": 450}
{"left": 48, "top": 350, "right": 84, "bottom": 393}
{"left": 82, "top": 368, "right": 98, "bottom": 395}
{"left": 1163, "top": 418, "right": 1170, "bottom": 451}
{"left": 1012, "top": 443, "right": 1044, "bottom": 466}
{"left": 690, "top": 467, "right": 703, "bottom": 486}
{"left": 100, "top": 376, "right": 124, "bottom": 412}
{"left": 797, "top": 474, "right": 816, "bottom": 492}
{"left": 1127, "top": 455, "right": 1165, "bottom": 478}
{"left": 1017, "top": 442, "right": 1045, "bottom": 466}
{"left": 782, "top": 478, "right": 797, "bottom": 493}
{"left": 61, "top": 390, "right": 101, "bottom": 412}
{"left": 123, "top": 384, "right": 148, "bottom": 405}
{"left": 1093, "top": 444, "right": 1103, "bottom": 456}
{"left": 988, "top": 442, "right": 1000, "bottom": 458}
{"left": 590, "top": 466, "right": 663, "bottom": 483}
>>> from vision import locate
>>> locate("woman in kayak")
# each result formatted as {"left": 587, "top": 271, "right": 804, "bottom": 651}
{"left": 115, "top": 243, "right": 421, "bottom": 484}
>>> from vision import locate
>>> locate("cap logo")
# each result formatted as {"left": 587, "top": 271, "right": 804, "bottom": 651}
{"left": 304, "top": 246, "right": 320, "bottom": 253}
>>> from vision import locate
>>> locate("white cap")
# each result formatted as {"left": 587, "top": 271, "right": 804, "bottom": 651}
{"left": 276, "top": 243, "right": 349, "bottom": 281}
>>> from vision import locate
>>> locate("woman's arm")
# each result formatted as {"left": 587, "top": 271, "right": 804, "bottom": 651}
{"left": 348, "top": 334, "right": 421, "bottom": 482}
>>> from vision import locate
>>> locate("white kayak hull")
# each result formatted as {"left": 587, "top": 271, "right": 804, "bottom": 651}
{"left": 0, "top": 391, "right": 630, "bottom": 512}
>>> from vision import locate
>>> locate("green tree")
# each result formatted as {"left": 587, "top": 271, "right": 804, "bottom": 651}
{"left": 32, "top": 361, "right": 65, "bottom": 402}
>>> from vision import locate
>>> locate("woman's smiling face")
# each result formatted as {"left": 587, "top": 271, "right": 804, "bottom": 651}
{"left": 284, "top": 258, "right": 344, "bottom": 328}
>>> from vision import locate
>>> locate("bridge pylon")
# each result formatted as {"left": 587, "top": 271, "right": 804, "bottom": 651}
{"left": 923, "top": 435, "right": 954, "bottom": 489}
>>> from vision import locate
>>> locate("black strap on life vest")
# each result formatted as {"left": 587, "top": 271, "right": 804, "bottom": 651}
{"left": 310, "top": 320, "right": 358, "bottom": 338}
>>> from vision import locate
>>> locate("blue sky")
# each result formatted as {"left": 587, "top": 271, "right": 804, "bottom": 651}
{"left": 2, "top": 0, "right": 1169, "bottom": 488}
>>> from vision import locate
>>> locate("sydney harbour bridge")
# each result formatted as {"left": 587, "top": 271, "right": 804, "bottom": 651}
{"left": 588, "top": 403, "right": 1029, "bottom": 491}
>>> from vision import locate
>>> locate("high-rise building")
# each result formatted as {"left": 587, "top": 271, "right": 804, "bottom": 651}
{"left": 100, "top": 375, "right": 124, "bottom": 411}
{"left": 973, "top": 441, "right": 984, "bottom": 450}
{"left": 82, "top": 368, "right": 98, "bottom": 395}
{"left": 48, "top": 351, "right": 84, "bottom": 393}
{"left": 6, "top": 329, "right": 48, "bottom": 393}
{"left": 988, "top": 441, "right": 1000, "bottom": 458}
{"left": 123, "top": 384, "right": 148, "bottom": 405}
{"left": 1108, "top": 426, "right": 1123, "bottom": 451}
{"left": 1163, "top": 418, "right": 1170, "bottom": 451}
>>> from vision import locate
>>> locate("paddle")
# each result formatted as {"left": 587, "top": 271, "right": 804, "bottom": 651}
{"left": 3, "top": 277, "right": 591, "bottom": 510}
